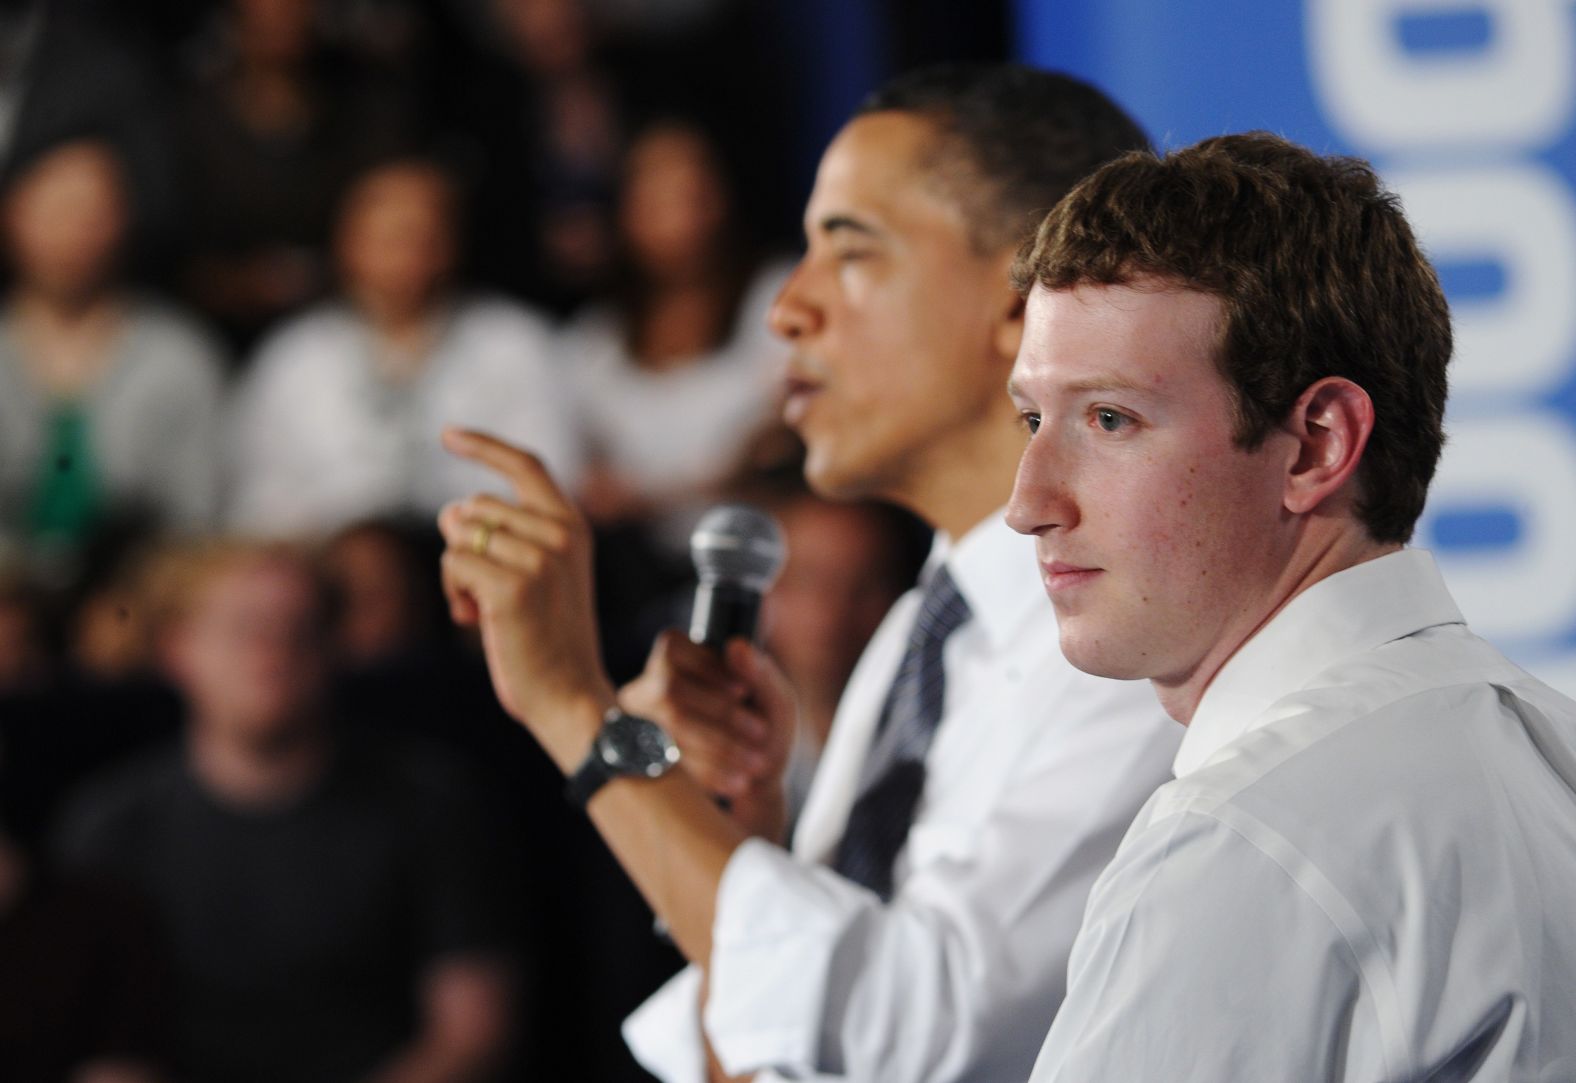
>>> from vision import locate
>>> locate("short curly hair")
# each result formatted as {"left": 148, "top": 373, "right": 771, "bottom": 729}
{"left": 1012, "top": 132, "right": 1452, "bottom": 544}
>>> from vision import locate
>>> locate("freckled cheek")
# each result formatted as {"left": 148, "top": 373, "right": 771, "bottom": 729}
{"left": 1105, "top": 488, "right": 1227, "bottom": 605}
{"left": 1173, "top": 472, "right": 1272, "bottom": 591}
{"left": 1091, "top": 475, "right": 1197, "bottom": 558}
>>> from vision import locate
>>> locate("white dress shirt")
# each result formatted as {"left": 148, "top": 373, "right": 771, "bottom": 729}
{"left": 1030, "top": 548, "right": 1576, "bottom": 1082}
{"left": 624, "top": 513, "right": 1179, "bottom": 1082}
{"left": 227, "top": 296, "right": 581, "bottom": 536}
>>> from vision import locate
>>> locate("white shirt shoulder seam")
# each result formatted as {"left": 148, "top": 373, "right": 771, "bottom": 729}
{"left": 1169, "top": 804, "right": 1412, "bottom": 1078}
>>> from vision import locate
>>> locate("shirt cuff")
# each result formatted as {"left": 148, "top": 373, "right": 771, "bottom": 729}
{"left": 624, "top": 964, "right": 706, "bottom": 1083}
{"left": 704, "top": 837, "right": 879, "bottom": 1077}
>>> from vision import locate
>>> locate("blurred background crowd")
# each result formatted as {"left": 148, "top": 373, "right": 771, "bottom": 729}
{"left": 0, "top": 0, "right": 1000, "bottom": 1079}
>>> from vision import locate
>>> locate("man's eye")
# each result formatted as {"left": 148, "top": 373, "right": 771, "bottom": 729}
{"left": 1093, "top": 408, "right": 1130, "bottom": 433}
{"left": 1019, "top": 412, "right": 1041, "bottom": 436}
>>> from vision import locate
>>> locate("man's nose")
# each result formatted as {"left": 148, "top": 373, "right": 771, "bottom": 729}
{"left": 767, "top": 261, "right": 821, "bottom": 342}
{"left": 1007, "top": 434, "right": 1078, "bottom": 537}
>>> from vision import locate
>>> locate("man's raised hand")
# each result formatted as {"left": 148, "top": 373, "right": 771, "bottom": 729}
{"left": 438, "top": 428, "right": 614, "bottom": 764}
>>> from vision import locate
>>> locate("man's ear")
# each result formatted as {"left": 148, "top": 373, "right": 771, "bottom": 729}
{"left": 1282, "top": 376, "right": 1375, "bottom": 516}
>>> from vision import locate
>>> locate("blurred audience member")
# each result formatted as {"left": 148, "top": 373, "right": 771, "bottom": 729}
{"left": 315, "top": 517, "right": 610, "bottom": 1080}
{"left": 0, "top": 569, "right": 48, "bottom": 694}
{"left": 316, "top": 0, "right": 475, "bottom": 80}
{"left": 227, "top": 157, "right": 579, "bottom": 536}
{"left": 566, "top": 120, "right": 789, "bottom": 553}
{"left": 759, "top": 488, "right": 927, "bottom": 811}
{"left": 69, "top": 581, "right": 153, "bottom": 685}
{"left": 0, "top": 137, "right": 225, "bottom": 585}
{"left": 65, "top": 535, "right": 171, "bottom": 685}
{"left": 0, "top": 3, "right": 179, "bottom": 282}
{"left": 0, "top": 537, "right": 184, "bottom": 855}
{"left": 175, "top": 0, "right": 414, "bottom": 350}
{"left": 456, "top": 0, "right": 627, "bottom": 310}
{"left": 55, "top": 541, "right": 514, "bottom": 1083}
{"left": 320, "top": 517, "right": 513, "bottom": 773}
{"left": 0, "top": 822, "right": 174, "bottom": 1083}
{"left": 311, "top": 0, "right": 498, "bottom": 159}
{"left": 321, "top": 517, "right": 438, "bottom": 670}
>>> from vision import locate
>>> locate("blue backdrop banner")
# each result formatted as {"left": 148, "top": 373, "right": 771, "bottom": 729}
{"left": 1017, "top": 0, "right": 1576, "bottom": 696}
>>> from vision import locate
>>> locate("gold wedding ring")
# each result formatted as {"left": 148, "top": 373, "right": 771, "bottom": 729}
{"left": 472, "top": 520, "right": 498, "bottom": 557}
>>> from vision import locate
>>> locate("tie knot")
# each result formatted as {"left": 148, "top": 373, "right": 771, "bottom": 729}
{"left": 910, "top": 564, "right": 972, "bottom": 650}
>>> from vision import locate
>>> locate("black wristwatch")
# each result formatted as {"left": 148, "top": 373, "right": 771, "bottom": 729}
{"left": 566, "top": 707, "right": 682, "bottom": 808}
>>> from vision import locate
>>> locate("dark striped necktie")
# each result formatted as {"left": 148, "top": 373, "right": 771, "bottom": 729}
{"left": 831, "top": 564, "right": 973, "bottom": 900}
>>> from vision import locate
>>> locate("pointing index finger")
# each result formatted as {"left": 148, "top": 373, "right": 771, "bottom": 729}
{"left": 442, "top": 427, "right": 571, "bottom": 517}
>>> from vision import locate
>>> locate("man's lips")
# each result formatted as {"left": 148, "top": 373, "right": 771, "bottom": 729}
{"left": 1041, "top": 561, "right": 1101, "bottom": 593}
{"left": 781, "top": 374, "right": 823, "bottom": 427}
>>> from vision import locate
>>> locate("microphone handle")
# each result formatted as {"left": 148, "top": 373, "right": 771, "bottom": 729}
{"left": 689, "top": 580, "right": 764, "bottom": 652}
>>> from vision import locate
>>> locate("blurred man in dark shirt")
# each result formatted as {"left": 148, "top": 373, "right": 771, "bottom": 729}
{"left": 56, "top": 540, "right": 513, "bottom": 1083}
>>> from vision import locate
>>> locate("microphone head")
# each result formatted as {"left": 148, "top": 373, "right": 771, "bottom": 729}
{"left": 690, "top": 504, "right": 787, "bottom": 591}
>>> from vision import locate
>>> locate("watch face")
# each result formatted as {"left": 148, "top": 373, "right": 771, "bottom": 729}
{"left": 600, "top": 712, "right": 681, "bottom": 778}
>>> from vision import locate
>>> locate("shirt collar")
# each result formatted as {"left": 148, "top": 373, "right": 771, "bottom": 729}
{"left": 925, "top": 509, "right": 1044, "bottom": 652}
{"left": 1174, "top": 548, "right": 1465, "bottom": 778}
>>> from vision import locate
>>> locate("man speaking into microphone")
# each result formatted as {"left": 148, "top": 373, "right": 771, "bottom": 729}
{"left": 438, "top": 65, "right": 1177, "bottom": 1083}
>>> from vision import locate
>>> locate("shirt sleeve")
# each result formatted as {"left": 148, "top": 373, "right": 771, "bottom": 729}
{"left": 622, "top": 964, "right": 708, "bottom": 1083}
{"left": 1028, "top": 806, "right": 1385, "bottom": 1083}
{"left": 699, "top": 676, "right": 1178, "bottom": 1083}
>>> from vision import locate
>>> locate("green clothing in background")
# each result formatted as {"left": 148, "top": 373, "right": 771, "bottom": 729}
{"left": 29, "top": 402, "right": 105, "bottom": 546}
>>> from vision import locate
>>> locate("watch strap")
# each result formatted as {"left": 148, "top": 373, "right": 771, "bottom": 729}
{"left": 565, "top": 744, "right": 614, "bottom": 808}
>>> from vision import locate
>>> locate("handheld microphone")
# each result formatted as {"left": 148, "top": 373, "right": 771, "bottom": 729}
{"left": 688, "top": 504, "right": 787, "bottom": 651}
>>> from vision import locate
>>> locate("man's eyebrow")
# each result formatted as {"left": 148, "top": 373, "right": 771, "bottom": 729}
{"left": 1006, "top": 373, "right": 1160, "bottom": 400}
{"left": 1065, "top": 375, "right": 1156, "bottom": 396}
{"left": 816, "top": 213, "right": 883, "bottom": 240}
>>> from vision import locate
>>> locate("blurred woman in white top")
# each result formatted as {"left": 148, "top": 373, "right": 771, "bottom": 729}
{"left": 227, "top": 155, "right": 581, "bottom": 537}
{"left": 562, "top": 120, "right": 790, "bottom": 558}
{"left": 0, "top": 135, "right": 225, "bottom": 582}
